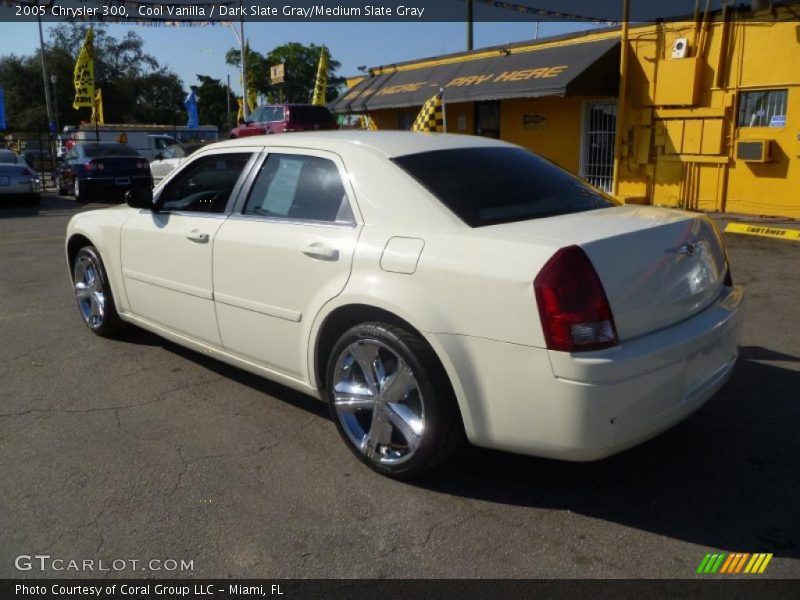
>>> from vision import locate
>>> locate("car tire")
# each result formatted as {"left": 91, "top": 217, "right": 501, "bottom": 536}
{"left": 72, "top": 245, "right": 126, "bottom": 337}
{"left": 56, "top": 174, "right": 68, "bottom": 196}
{"left": 326, "top": 322, "right": 464, "bottom": 479}
{"left": 74, "top": 178, "right": 90, "bottom": 204}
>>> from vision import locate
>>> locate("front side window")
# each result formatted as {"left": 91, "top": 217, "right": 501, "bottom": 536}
{"left": 392, "top": 147, "right": 618, "bottom": 228}
{"left": 738, "top": 89, "right": 788, "bottom": 127}
{"left": 158, "top": 153, "right": 252, "bottom": 213}
{"left": 243, "top": 154, "right": 354, "bottom": 224}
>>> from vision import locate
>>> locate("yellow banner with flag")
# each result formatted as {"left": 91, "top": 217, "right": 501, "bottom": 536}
{"left": 312, "top": 47, "right": 329, "bottom": 106}
{"left": 236, "top": 97, "right": 244, "bottom": 123}
{"left": 411, "top": 90, "right": 445, "bottom": 133}
{"left": 243, "top": 40, "right": 257, "bottom": 113}
{"left": 360, "top": 114, "right": 378, "bottom": 131}
{"left": 92, "top": 89, "right": 104, "bottom": 125}
{"left": 73, "top": 28, "right": 95, "bottom": 110}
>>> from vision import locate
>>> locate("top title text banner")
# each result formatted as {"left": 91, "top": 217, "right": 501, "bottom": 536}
{"left": 3, "top": 0, "right": 790, "bottom": 23}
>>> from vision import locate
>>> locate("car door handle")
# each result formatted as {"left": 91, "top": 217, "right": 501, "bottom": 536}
{"left": 302, "top": 242, "right": 339, "bottom": 261}
{"left": 186, "top": 229, "right": 210, "bottom": 244}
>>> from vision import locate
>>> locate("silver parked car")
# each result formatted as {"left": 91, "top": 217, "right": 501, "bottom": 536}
{"left": 0, "top": 150, "right": 41, "bottom": 206}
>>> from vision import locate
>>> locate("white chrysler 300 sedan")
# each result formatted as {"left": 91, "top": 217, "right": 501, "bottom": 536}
{"left": 65, "top": 132, "right": 744, "bottom": 478}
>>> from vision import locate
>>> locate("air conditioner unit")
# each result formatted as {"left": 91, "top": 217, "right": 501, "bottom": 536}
{"left": 736, "top": 140, "right": 772, "bottom": 163}
{"left": 671, "top": 38, "right": 689, "bottom": 59}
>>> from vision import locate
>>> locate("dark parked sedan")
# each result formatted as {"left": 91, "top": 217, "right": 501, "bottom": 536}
{"left": 55, "top": 143, "right": 153, "bottom": 203}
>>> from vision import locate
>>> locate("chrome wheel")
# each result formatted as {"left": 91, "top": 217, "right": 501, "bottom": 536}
{"left": 332, "top": 339, "right": 425, "bottom": 466}
{"left": 73, "top": 254, "right": 105, "bottom": 329}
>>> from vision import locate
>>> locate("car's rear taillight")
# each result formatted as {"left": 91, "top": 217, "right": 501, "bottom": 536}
{"left": 137, "top": 161, "right": 147, "bottom": 170}
{"left": 84, "top": 160, "right": 103, "bottom": 171}
{"left": 534, "top": 245, "right": 619, "bottom": 352}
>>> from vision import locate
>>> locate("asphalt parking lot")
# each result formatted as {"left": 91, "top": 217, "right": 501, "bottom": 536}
{"left": 1, "top": 193, "right": 798, "bottom": 579}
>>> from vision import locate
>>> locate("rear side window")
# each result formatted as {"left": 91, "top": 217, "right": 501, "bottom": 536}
{"left": 84, "top": 144, "right": 140, "bottom": 157}
{"left": 243, "top": 153, "right": 354, "bottom": 224}
{"left": 288, "top": 106, "right": 335, "bottom": 124}
{"left": 391, "top": 147, "right": 618, "bottom": 227}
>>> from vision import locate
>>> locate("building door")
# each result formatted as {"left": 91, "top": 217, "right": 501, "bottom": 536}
{"left": 475, "top": 102, "right": 501, "bottom": 138}
{"left": 580, "top": 100, "right": 617, "bottom": 193}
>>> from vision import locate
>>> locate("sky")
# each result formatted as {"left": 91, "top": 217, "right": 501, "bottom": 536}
{"left": 0, "top": 21, "right": 595, "bottom": 95}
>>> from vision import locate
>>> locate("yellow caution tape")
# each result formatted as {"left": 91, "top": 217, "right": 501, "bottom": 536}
{"left": 724, "top": 222, "right": 800, "bottom": 241}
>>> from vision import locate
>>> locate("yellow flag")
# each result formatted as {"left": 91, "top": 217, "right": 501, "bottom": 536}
{"left": 236, "top": 97, "right": 244, "bottom": 123}
{"left": 361, "top": 114, "right": 378, "bottom": 131}
{"left": 247, "top": 80, "right": 257, "bottom": 113}
{"left": 312, "top": 48, "right": 329, "bottom": 106}
{"left": 92, "top": 88, "right": 104, "bottom": 125}
{"left": 411, "top": 90, "right": 445, "bottom": 133}
{"left": 73, "top": 28, "right": 95, "bottom": 110}
{"left": 244, "top": 40, "right": 257, "bottom": 113}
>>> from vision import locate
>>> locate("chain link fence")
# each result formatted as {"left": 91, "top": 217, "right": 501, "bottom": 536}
{"left": 0, "top": 128, "right": 58, "bottom": 190}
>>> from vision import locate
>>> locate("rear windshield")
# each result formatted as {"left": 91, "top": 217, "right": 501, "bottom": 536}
{"left": 288, "top": 106, "right": 335, "bottom": 123}
{"left": 392, "top": 147, "right": 618, "bottom": 227}
{"left": 84, "top": 144, "right": 140, "bottom": 158}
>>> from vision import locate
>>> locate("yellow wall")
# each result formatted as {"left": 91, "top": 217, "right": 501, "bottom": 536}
{"left": 615, "top": 9, "right": 800, "bottom": 218}
{"left": 500, "top": 96, "right": 590, "bottom": 172}
{"left": 367, "top": 96, "right": 590, "bottom": 173}
{"left": 353, "top": 5, "right": 800, "bottom": 219}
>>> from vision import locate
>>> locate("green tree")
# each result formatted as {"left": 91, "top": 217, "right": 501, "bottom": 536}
{"left": 0, "top": 24, "right": 185, "bottom": 129}
{"left": 192, "top": 74, "right": 236, "bottom": 131}
{"left": 226, "top": 42, "right": 344, "bottom": 105}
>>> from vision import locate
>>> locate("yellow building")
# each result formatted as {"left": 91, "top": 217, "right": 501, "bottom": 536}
{"left": 330, "top": 4, "right": 800, "bottom": 219}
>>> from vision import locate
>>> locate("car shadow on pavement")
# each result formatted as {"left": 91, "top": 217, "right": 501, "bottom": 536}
{"left": 115, "top": 326, "right": 330, "bottom": 420}
{"left": 0, "top": 200, "right": 41, "bottom": 216}
{"left": 415, "top": 345, "right": 800, "bottom": 558}
{"left": 114, "top": 328, "right": 800, "bottom": 557}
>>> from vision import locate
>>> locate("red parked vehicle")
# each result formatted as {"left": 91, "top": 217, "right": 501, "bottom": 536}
{"left": 230, "top": 104, "right": 339, "bottom": 138}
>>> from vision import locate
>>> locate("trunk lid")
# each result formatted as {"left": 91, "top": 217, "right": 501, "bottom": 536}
{"left": 484, "top": 205, "right": 728, "bottom": 341}
{"left": 90, "top": 156, "right": 146, "bottom": 176}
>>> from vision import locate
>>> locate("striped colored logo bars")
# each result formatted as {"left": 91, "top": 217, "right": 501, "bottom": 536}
{"left": 696, "top": 553, "right": 773, "bottom": 574}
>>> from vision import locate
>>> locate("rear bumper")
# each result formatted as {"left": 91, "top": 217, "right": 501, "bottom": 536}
{"left": 0, "top": 180, "right": 40, "bottom": 198}
{"left": 430, "top": 285, "right": 745, "bottom": 460}
{"left": 81, "top": 175, "right": 152, "bottom": 191}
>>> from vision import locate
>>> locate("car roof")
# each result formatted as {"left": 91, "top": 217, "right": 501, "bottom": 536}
{"left": 212, "top": 131, "right": 513, "bottom": 159}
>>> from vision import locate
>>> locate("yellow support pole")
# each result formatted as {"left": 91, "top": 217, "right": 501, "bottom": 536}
{"left": 612, "top": 0, "right": 630, "bottom": 198}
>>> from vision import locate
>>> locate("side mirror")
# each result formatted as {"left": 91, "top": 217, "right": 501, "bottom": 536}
{"left": 125, "top": 187, "right": 154, "bottom": 210}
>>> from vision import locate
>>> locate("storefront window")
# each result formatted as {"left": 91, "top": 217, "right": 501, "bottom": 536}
{"left": 738, "top": 89, "right": 787, "bottom": 127}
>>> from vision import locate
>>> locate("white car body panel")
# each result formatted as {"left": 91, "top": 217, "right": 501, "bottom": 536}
{"left": 66, "top": 131, "right": 744, "bottom": 461}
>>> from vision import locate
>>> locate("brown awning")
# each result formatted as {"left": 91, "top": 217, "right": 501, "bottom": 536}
{"left": 329, "top": 37, "right": 620, "bottom": 113}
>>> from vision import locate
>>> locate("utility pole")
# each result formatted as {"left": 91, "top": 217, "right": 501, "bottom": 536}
{"left": 611, "top": 0, "right": 630, "bottom": 198}
{"left": 240, "top": 1, "right": 248, "bottom": 120}
{"left": 226, "top": 74, "right": 232, "bottom": 131}
{"left": 466, "top": 0, "right": 474, "bottom": 50}
{"left": 50, "top": 74, "right": 59, "bottom": 133}
{"left": 36, "top": 12, "right": 56, "bottom": 184}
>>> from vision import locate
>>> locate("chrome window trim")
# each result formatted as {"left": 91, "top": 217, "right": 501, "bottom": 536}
{"left": 226, "top": 212, "right": 357, "bottom": 229}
